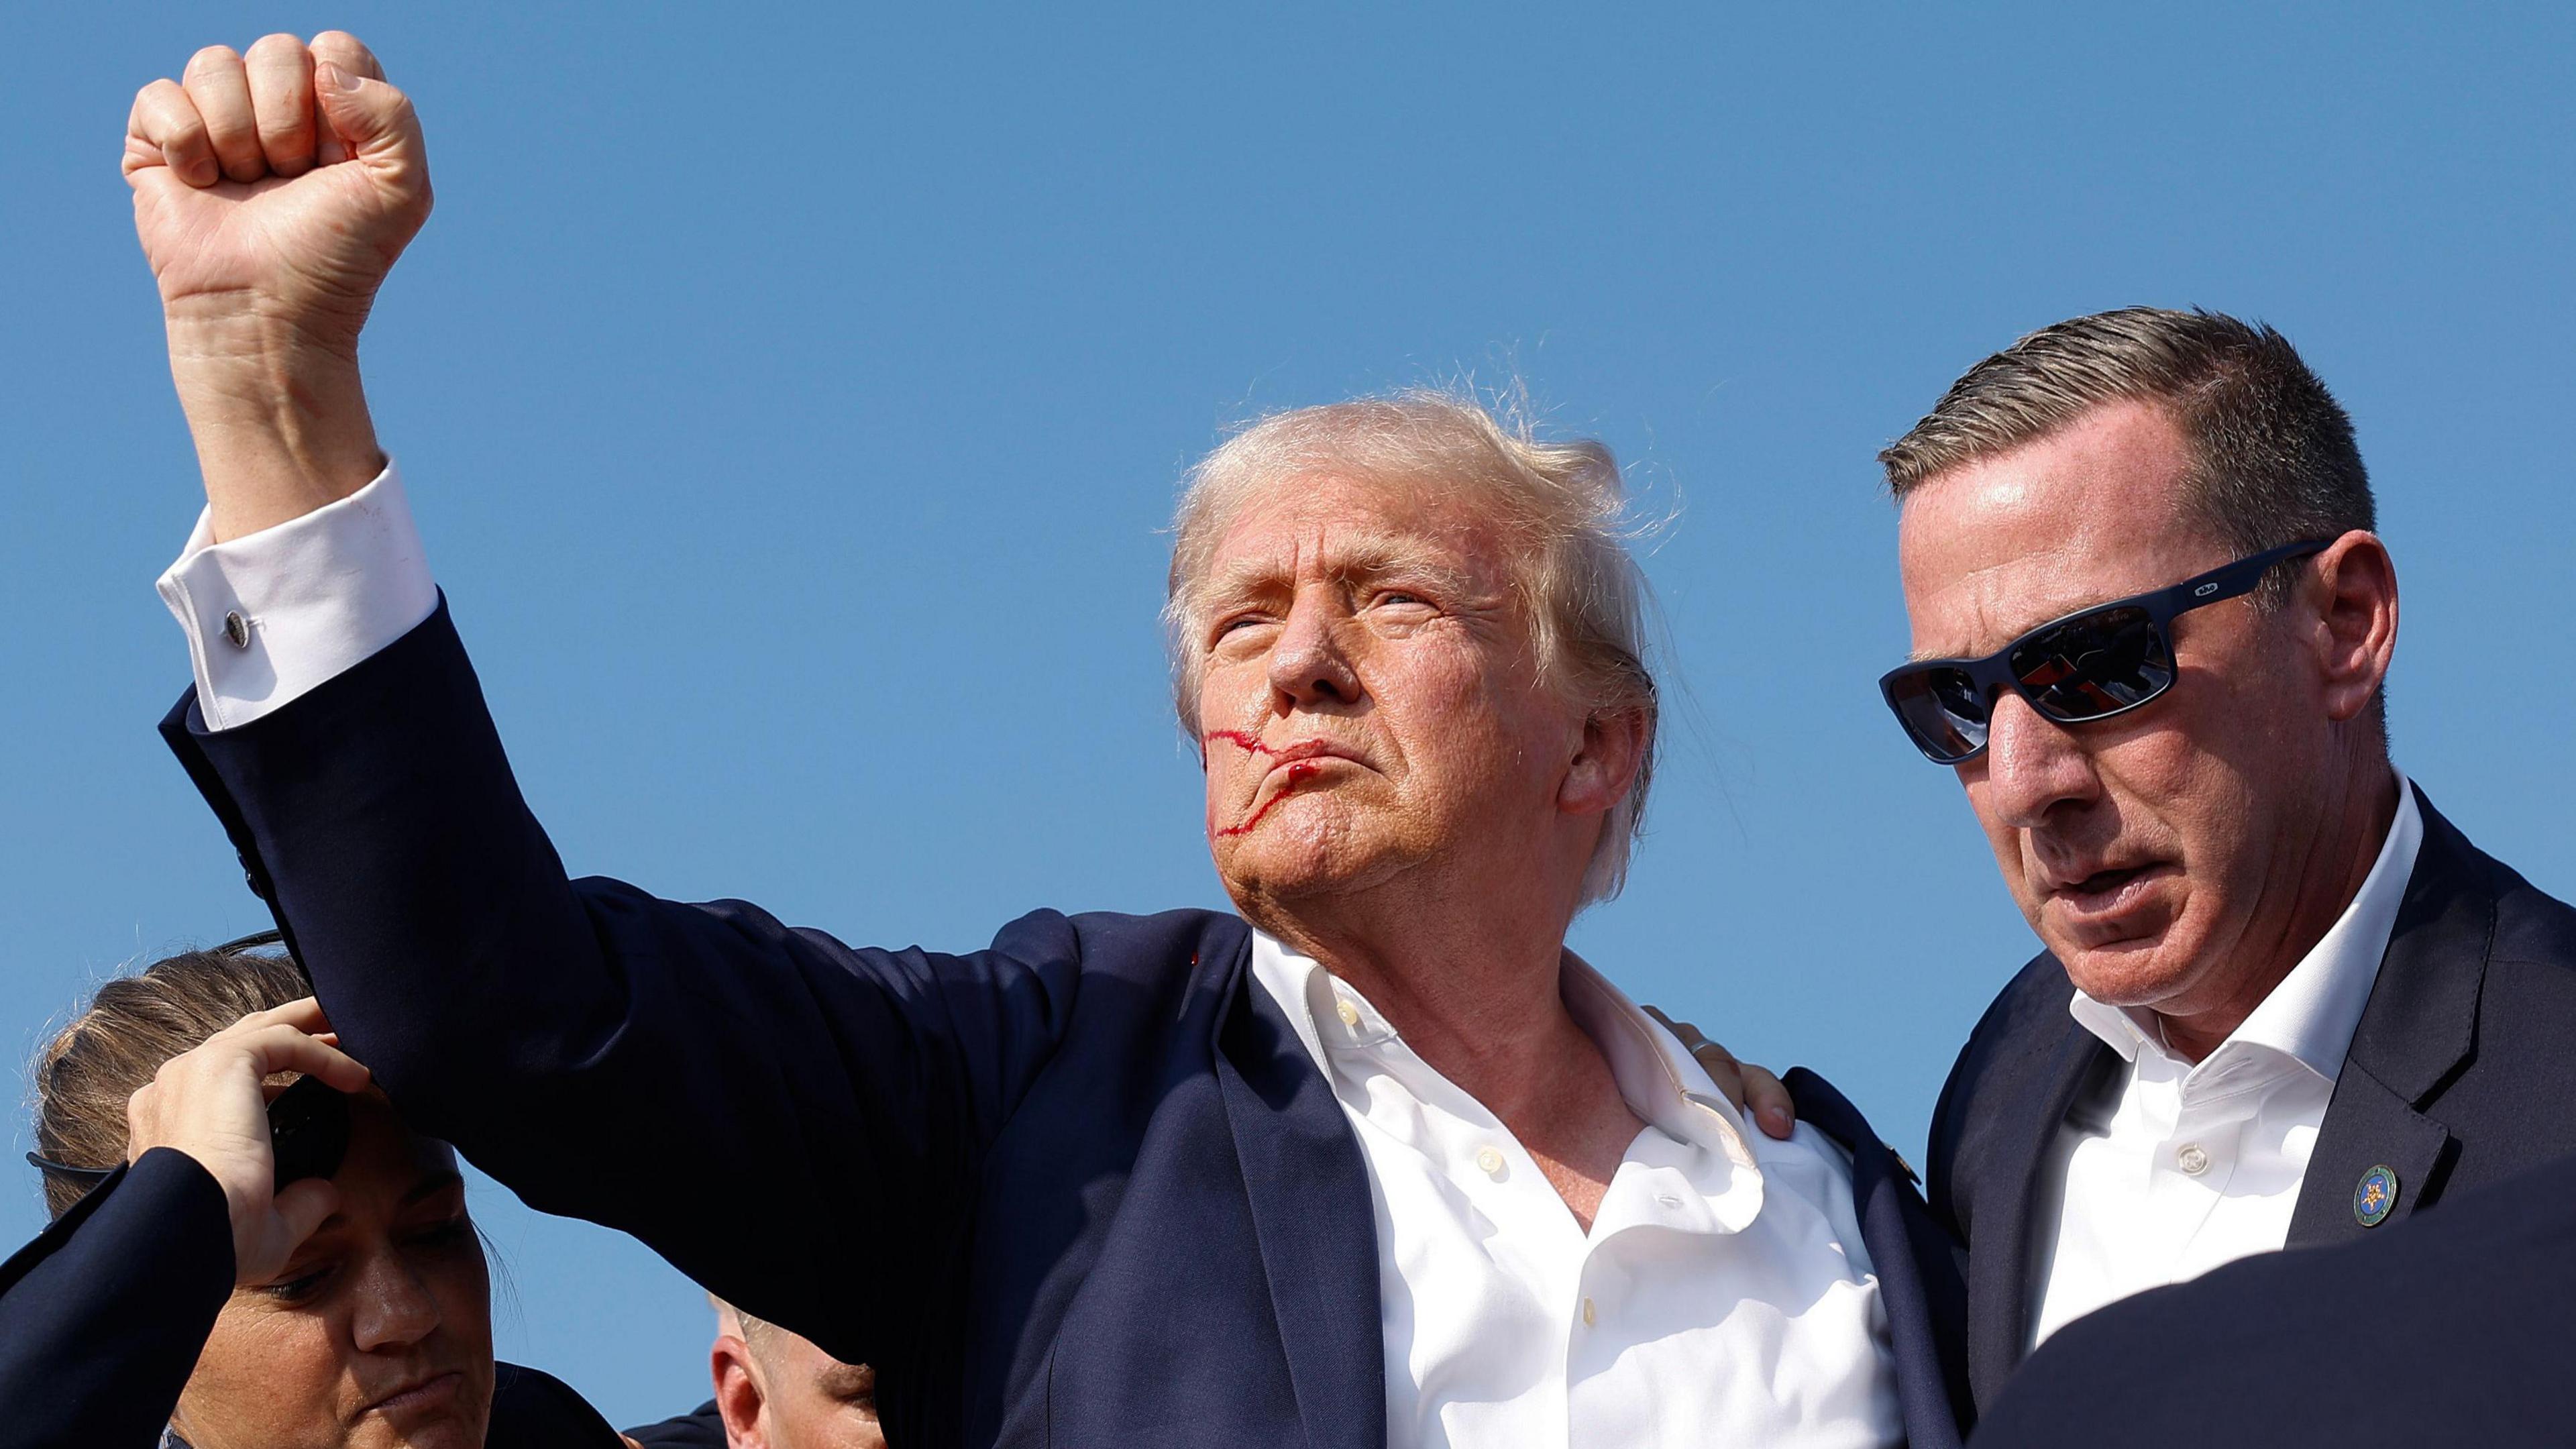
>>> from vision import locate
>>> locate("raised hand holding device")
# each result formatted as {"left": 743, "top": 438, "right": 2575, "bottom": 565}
{"left": 120, "top": 997, "right": 372, "bottom": 1284}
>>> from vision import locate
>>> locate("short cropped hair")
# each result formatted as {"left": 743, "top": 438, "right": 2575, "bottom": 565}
{"left": 710, "top": 1295, "right": 784, "bottom": 1362}
{"left": 1164, "top": 390, "right": 1658, "bottom": 906}
{"left": 1880, "top": 307, "right": 2374, "bottom": 606}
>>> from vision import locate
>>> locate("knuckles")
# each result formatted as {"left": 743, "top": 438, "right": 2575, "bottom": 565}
{"left": 184, "top": 45, "right": 244, "bottom": 77}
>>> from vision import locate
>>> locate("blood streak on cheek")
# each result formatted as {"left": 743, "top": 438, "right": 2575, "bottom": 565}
{"left": 1207, "top": 732, "right": 1323, "bottom": 837}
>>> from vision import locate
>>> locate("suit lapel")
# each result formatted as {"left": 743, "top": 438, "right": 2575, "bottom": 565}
{"left": 2290, "top": 787, "right": 2492, "bottom": 1246}
{"left": 1208, "top": 937, "right": 1386, "bottom": 1449}
{"left": 1786, "top": 1070, "right": 1970, "bottom": 1449}
{"left": 1968, "top": 1022, "right": 2114, "bottom": 1407}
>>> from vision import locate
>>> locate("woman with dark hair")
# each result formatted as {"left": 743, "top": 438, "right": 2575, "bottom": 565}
{"left": 3, "top": 936, "right": 716, "bottom": 1449}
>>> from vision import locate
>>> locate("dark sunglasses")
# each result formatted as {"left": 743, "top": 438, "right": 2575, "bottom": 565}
{"left": 1878, "top": 538, "right": 2334, "bottom": 765}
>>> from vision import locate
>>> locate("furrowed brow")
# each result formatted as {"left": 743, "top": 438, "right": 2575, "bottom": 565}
{"left": 1328, "top": 537, "right": 1476, "bottom": 596}
{"left": 1197, "top": 533, "right": 1477, "bottom": 612}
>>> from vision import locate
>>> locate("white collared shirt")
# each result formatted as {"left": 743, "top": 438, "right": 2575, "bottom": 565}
{"left": 1251, "top": 934, "right": 1901, "bottom": 1449}
{"left": 160, "top": 468, "right": 1902, "bottom": 1448}
{"left": 2027, "top": 773, "right": 2424, "bottom": 1350}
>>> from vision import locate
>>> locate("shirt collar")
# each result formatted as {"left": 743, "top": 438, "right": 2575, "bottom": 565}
{"left": 2067, "top": 769, "right": 2424, "bottom": 1083}
{"left": 1243, "top": 930, "right": 1765, "bottom": 1167}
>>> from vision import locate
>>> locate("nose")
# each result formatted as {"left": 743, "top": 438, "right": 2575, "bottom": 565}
{"left": 1976, "top": 691, "right": 2103, "bottom": 828}
{"left": 348, "top": 1251, "right": 443, "bottom": 1353}
{"left": 1263, "top": 588, "right": 1362, "bottom": 708}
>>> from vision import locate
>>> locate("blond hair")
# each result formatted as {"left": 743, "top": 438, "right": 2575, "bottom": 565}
{"left": 1165, "top": 390, "right": 1658, "bottom": 904}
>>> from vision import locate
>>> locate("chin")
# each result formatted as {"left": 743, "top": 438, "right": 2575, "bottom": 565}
{"left": 1219, "top": 826, "right": 1417, "bottom": 906}
{"left": 2049, "top": 921, "right": 2223, "bottom": 1012}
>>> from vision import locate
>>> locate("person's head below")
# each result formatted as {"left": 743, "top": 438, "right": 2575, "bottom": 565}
{"left": 33, "top": 944, "right": 493, "bottom": 1449}
{"left": 1163, "top": 392, "right": 1660, "bottom": 950}
{"left": 1878, "top": 307, "right": 2401, "bottom": 1058}
{"left": 707, "top": 1298, "right": 883, "bottom": 1449}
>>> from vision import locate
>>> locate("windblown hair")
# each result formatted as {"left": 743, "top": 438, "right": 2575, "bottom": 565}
{"left": 1164, "top": 390, "right": 1659, "bottom": 905}
{"left": 1880, "top": 307, "right": 2375, "bottom": 607}
{"left": 29, "top": 944, "right": 307, "bottom": 1218}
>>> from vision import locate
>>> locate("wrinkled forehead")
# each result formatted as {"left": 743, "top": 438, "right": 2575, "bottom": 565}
{"left": 1895, "top": 400, "right": 2222, "bottom": 656}
{"left": 1199, "top": 471, "right": 1515, "bottom": 597}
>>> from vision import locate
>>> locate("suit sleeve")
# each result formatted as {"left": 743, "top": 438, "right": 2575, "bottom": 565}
{"left": 160, "top": 600, "right": 1087, "bottom": 1368}
{"left": 0, "top": 1150, "right": 237, "bottom": 1449}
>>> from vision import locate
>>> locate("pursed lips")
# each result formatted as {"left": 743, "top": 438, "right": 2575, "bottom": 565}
{"left": 360, "top": 1366, "right": 465, "bottom": 1418}
{"left": 1204, "top": 733, "right": 1371, "bottom": 837}
{"left": 1203, "top": 731, "right": 1370, "bottom": 773}
{"left": 2033, "top": 851, "right": 2178, "bottom": 914}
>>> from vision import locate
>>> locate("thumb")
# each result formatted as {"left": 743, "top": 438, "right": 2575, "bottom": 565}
{"left": 313, "top": 63, "right": 429, "bottom": 195}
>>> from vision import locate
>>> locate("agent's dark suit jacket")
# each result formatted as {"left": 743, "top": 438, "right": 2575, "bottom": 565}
{"left": 1972, "top": 1147, "right": 2576, "bottom": 1446}
{"left": 1927, "top": 782, "right": 2576, "bottom": 1413}
{"left": 164, "top": 603, "right": 1972, "bottom": 1449}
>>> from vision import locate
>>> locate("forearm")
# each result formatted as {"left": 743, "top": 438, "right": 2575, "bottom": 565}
{"left": 165, "top": 311, "right": 383, "bottom": 543}
{"left": 160, "top": 606, "right": 1038, "bottom": 1360}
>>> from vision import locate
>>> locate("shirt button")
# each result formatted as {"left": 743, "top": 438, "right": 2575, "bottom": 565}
{"left": 1656, "top": 1193, "right": 1684, "bottom": 1210}
{"left": 2176, "top": 1143, "right": 2211, "bottom": 1175}
{"left": 1582, "top": 1297, "right": 1599, "bottom": 1326}
{"left": 1334, "top": 998, "right": 1360, "bottom": 1028}
{"left": 1474, "top": 1146, "right": 1505, "bottom": 1177}
{"left": 221, "top": 610, "right": 252, "bottom": 649}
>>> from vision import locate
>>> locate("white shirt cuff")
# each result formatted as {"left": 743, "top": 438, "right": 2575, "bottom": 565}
{"left": 156, "top": 462, "right": 439, "bottom": 731}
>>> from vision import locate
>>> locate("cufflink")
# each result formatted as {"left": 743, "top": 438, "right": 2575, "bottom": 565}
{"left": 2354, "top": 1164, "right": 2399, "bottom": 1226}
{"left": 222, "top": 610, "right": 252, "bottom": 649}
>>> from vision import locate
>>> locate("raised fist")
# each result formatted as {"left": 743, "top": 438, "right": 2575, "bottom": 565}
{"left": 124, "top": 32, "right": 430, "bottom": 355}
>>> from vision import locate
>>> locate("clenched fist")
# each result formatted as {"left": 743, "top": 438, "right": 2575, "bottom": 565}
{"left": 125, "top": 32, "right": 430, "bottom": 541}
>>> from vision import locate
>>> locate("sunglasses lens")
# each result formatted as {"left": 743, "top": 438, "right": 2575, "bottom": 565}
{"left": 1886, "top": 665, "right": 1990, "bottom": 763}
{"left": 2008, "top": 606, "right": 2173, "bottom": 720}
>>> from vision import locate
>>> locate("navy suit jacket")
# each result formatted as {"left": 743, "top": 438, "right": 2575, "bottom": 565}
{"left": 1927, "top": 782, "right": 2576, "bottom": 1413}
{"left": 164, "top": 601, "right": 1970, "bottom": 1448}
{"left": 1972, "top": 1147, "right": 2576, "bottom": 1446}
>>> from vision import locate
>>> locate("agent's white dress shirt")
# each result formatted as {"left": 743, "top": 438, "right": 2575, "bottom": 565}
{"left": 2027, "top": 773, "right": 2423, "bottom": 1350}
{"left": 161, "top": 464, "right": 1904, "bottom": 1449}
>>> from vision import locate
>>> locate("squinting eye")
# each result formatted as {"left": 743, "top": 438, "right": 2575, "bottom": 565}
{"left": 262, "top": 1266, "right": 332, "bottom": 1302}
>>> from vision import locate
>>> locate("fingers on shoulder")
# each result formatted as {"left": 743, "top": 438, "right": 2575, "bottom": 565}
{"left": 1739, "top": 1063, "right": 1797, "bottom": 1139}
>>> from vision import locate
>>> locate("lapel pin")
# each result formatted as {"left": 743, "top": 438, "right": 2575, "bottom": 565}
{"left": 2353, "top": 1164, "right": 2399, "bottom": 1227}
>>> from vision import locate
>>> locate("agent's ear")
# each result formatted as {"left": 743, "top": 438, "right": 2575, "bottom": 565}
{"left": 2307, "top": 531, "right": 2399, "bottom": 727}
{"left": 711, "top": 1334, "right": 770, "bottom": 1449}
{"left": 1560, "top": 705, "right": 1650, "bottom": 817}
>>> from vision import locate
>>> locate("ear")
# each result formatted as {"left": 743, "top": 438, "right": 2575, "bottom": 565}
{"left": 2305, "top": 531, "right": 2399, "bottom": 727}
{"left": 1559, "top": 704, "right": 1650, "bottom": 817}
{"left": 711, "top": 1335, "right": 769, "bottom": 1449}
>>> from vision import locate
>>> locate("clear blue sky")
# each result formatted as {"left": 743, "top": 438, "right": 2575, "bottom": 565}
{"left": 7, "top": 1, "right": 2575, "bottom": 1428}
